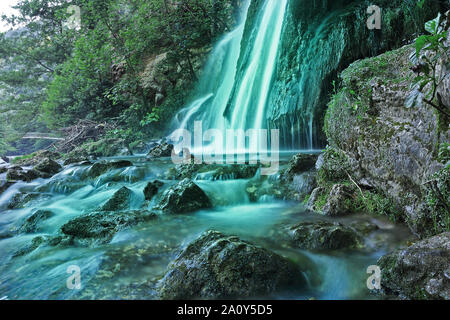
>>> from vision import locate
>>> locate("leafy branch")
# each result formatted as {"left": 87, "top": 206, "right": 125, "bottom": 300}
{"left": 408, "top": 12, "right": 450, "bottom": 118}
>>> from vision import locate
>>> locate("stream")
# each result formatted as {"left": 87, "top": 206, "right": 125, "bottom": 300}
{"left": 0, "top": 154, "right": 414, "bottom": 300}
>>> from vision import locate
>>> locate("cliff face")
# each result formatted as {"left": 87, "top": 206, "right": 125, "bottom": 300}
{"left": 323, "top": 43, "right": 449, "bottom": 237}
{"left": 237, "top": 0, "right": 445, "bottom": 149}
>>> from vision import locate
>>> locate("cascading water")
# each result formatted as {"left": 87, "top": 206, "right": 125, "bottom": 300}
{"left": 170, "top": 0, "right": 293, "bottom": 153}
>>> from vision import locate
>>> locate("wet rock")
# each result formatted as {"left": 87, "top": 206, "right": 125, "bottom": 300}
{"left": 157, "top": 179, "right": 212, "bottom": 214}
{"left": 6, "top": 168, "right": 31, "bottom": 182}
{"left": 321, "top": 184, "right": 355, "bottom": 216}
{"left": 147, "top": 143, "right": 174, "bottom": 158}
{"left": 157, "top": 230, "right": 307, "bottom": 299}
{"left": 288, "top": 221, "right": 362, "bottom": 250}
{"left": 349, "top": 221, "right": 380, "bottom": 235}
{"left": 210, "top": 165, "right": 259, "bottom": 180}
{"left": 33, "top": 158, "right": 62, "bottom": 176}
{"left": 0, "top": 180, "right": 13, "bottom": 196}
{"left": 143, "top": 180, "right": 163, "bottom": 201}
{"left": 7, "top": 192, "right": 42, "bottom": 209}
{"left": 100, "top": 187, "right": 133, "bottom": 212}
{"left": 378, "top": 232, "right": 450, "bottom": 300}
{"left": 13, "top": 236, "right": 47, "bottom": 257}
{"left": 61, "top": 210, "right": 157, "bottom": 244}
{"left": 87, "top": 160, "right": 133, "bottom": 179}
{"left": 19, "top": 210, "right": 54, "bottom": 233}
{"left": 281, "top": 153, "right": 318, "bottom": 182}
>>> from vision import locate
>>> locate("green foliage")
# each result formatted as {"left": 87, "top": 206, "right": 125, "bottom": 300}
{"left": 424, "top": 166, "right": 450, "bottom": 236}
{"left": 407, "top": 12, "right": 449, "bottom": 117}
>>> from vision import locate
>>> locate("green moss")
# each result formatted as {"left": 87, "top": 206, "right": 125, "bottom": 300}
{"left": 12, "top": 153, "right": 38, "bottom": 164}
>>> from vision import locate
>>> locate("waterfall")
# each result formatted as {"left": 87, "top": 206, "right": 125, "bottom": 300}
{"left": 170, "top": 0, "right": 291, "bottom": 153}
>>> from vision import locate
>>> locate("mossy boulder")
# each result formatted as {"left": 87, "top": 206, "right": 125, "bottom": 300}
{"left": 157, "top": 179, "right": 212, "bottom": 214}
{"left": 377, "top": 232, "right": 450, "bottom": 300}
{"left": 157, "top": 230, "right": 307, "bottom": 299}
{"left": 61, "top": 210, "right": 157, "bottom": 244}
{"left": 33, "top": 158, "right": 62, "bottom": 176}
{"left": 323, "top": 44, "right": 449, "bottom": 236}
{"left": 288, "top": 221, "right": 362, "bottom": 250}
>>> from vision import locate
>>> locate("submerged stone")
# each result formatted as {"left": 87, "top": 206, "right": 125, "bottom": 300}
{"left": 157, "top": 230, "right": 307, "bottom": 299}
{"left": 19, "top": 210, "right": 54, "bottom": 233}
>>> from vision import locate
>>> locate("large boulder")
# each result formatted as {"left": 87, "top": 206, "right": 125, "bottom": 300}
{"left": 157, "top": 179, "right": 212, "bottom": 214}
{"left": 377, "top": 232, "right": 450, "bottom": 300}
{"left": 61, "top": 210, "right": 157, "bottom": 244}
{"left": 323, "top": 44, "right": 449, "bottom": 236}
{"left": 288, "top": 221, "right": 362, "bottom": 250}
{"left": 100, "top": 187, "right": 134, "bottom": 212}
{"left": 147, "top": 143, "right": 174, "bottom": 158}
{"left": 157, "top": 230, "right": 307, "bottom": 299}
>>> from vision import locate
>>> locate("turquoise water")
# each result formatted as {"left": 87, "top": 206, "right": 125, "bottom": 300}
{"left": 0, "top": 156, "right": 413, "bottom": 300}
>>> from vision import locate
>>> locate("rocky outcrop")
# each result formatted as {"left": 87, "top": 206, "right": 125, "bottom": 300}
{"left": 157, "top": 179, "right": 212, "bottom": 214}
{"left": 378, "top": 232, "right": 450, "bottom": 300}
{"left": 323, "top": 44, "right": 449, "bottom": 236}
{"left": 61, "top": 210, "right": 157, "bottom": 244}
{"left": 288, "top": 221, "right": 362, "bottom": 250}
{"left": 157, "top": 230, "right": 307, "bottom": 299}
